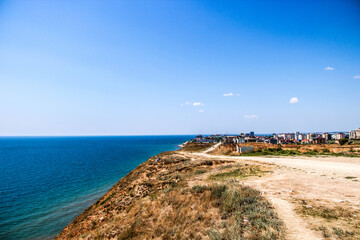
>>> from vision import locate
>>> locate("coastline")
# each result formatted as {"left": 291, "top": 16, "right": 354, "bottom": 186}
{"left": 56, "top": 142, "right": 360, "bottom": 239}
{"left": 0, "top": 136, "right": 193, "bottom": 240}
{"left": 56, "top": 144, "right": 190, "bottom": 239}
{"left": 55, "top": 147, "right": 285, "bottom": 239}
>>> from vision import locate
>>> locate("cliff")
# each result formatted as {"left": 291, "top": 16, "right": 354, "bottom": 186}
{"left": 56, "top": 149, "right": 284, "bottom": 239}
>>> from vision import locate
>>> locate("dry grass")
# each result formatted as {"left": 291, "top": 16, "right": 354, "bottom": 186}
{"left": 208, "top": 164, "right": 271, "bottom": 181}
{"left": 208, "top": 165, "right": 269, "bottom": 180}
{"left": 56, "top": 151, "right": 284, "bottom": 240}
{"left": 115, "top": 188, "right": 220, "bottom": 240}
{"left": 203, "top": 184, "right": 285, "bottom": 240}
{"left": 295, "top": 199, "right": 360, "bottom": 239}
{"left": 181, "top": 142, "right": 215, "bottom": 152}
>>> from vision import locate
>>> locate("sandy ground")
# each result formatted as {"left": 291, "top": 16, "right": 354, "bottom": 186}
{"left": 192, "top": 153, "right": 360, "bottom": 179}
{"left": 203, "top": 142, "right": 222, "bottom": 153}
{"left": 183, "top": 149, "right": 360, "bottom": 240}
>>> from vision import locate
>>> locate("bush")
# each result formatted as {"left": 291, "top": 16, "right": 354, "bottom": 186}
{"left": 210, "top": 184, "right": 227, "bottom": 199}
{"left": 194, "top": 169, "right": 206, "bottom": 175}
{"left": 339, "top": 138, "right": 348, "bottom": 146}
{"left": 192, "top": 185, "right": 208, "bottom": 194}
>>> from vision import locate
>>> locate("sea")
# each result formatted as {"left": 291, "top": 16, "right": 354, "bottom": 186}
{"left": 0, "top": 135, "right": 193, "bottom": 240}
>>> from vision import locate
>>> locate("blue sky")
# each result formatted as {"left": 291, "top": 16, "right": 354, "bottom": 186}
{"left": 0, "top": 0, "right": 359, "bottom": 135}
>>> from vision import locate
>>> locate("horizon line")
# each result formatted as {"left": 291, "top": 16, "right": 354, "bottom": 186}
{"left": 0, "top": 131, "right": 351, "bottom": 137}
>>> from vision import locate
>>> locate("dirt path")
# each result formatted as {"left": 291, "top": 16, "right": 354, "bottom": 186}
{"left": 268, "top": 196, "right": 322, "bottom": 240}
{"left": 192, "top": 152, "right": 360, "bottom": 179}
{"left": 182, "top": 148, "right": 360, "bottom": 240}
{"left": 203, "top": 142, "right": 222, "bottom": 153}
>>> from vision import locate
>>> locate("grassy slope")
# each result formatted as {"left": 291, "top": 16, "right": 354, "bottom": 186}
{"left": 295, "top": 199, "right": 360, "bottom": 239}
{"left": 56, "top": 151, "right": 284, "bottom": 240}
{"left": 181, "top": 142, "right": 215, "bottom": 152}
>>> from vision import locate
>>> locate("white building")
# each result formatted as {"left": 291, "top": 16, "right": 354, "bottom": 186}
{"left": 349, "top": 128, "right": 360, "bottom": 139}
{"left": 235, "top": 137, "right": 245, "bottom": 144}
{"left": 334, "top": 132, "right": 346, "bottom": 140}
{"left": 306, "top": 133, "right": 316, "bottom": 140}
{"left": 297, "top": 134, "right": 305, "bottom": 141}
{"left": 278, "top": 133, "right": 295, "bottom": 140}
{"left": 322, "top": 133, "right": 331, "bottom": 140}
{"left": 350, "top": 130, "right": 357, "bottom": 139}
{"left": 236, "top": 145, "right": 253, "bottom": 153}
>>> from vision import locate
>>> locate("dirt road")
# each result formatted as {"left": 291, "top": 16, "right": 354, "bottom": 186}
{"left": 192, "top": 152, "right": 360, "bottom": 179}
{"left": 184, "top": 149, "right": 360, "bottom": 240}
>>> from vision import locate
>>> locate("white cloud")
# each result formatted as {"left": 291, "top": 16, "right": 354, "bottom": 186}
{"left": 181, "top": 101, "right": 205, "bottom": 108}
{"left": 289, "top": 97, "right": 299, "bottom": 104}
{"left": 193, "top": 102, "right": 204, "bottom": 106}
{"left": 223, "top": 92, "right": 241, "bottom": 97}
{"left": 324, "top": 66, "right": 334, "bottom": 71}
{"left": 181, "top": 101, "right": 195, "bottom": 106}
{"left": 243, "top": 114, "right": 258, "bottom": 120}
{"left": 353, "top": 75, "right": 360, "bottom": 79}
{"left": 198, "top": 109, "right": 204, "bottom": 113}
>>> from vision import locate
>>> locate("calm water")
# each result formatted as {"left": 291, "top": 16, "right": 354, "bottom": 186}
{"left": 0, "top": 136, "right": 192, "bottom": 240}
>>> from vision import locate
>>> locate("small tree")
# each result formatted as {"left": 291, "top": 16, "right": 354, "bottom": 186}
{"left": 339, "top": 138, "right": 348, "bottom": 146}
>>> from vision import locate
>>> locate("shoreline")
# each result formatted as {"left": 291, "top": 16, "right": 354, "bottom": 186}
{"left": 0, "top": 136, "right": 193, "bottom": 240}
{"left": 56, "top": 149, "right": 286, "bottom": 239}
{"left": 56, "top": 143, "right": 360, "bottom": 239}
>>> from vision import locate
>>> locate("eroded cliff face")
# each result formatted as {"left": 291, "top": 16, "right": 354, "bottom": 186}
{"left": 56, "top": 150, "right": 284, "bottom": 240}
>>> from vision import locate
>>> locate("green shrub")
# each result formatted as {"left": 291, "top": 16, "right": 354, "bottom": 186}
{"left": 210, "top": 184, "right": 227, "bottom": 199}
{"left": 192, "top": 185, "right": 208, "bottom": 194}
{"left": 194, "top": 169, "right": 206, "bottom": 175}
{"left": 339, "top": 138, "right": 348, "bottom": 146}
{"left": 208, "top": 167, "right": 263, "bottom": 180}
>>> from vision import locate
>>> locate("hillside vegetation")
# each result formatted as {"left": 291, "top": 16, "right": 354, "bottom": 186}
{"left": 56, "top": 151, "right": 284, "bottom": 239}
{"left": 181, "top": 142, "right": 215, "bottom": 152}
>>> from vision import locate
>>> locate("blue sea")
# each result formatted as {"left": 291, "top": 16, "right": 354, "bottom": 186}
{"left": 0, "top": 136, "right": 192, "bottom": 240}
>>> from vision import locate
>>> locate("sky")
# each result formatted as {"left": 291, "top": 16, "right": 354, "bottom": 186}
{"left": 0, "top": 0, "right": 359, "bottom": 135}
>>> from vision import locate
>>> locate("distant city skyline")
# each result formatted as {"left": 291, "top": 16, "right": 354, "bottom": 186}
{"left": 0, "top": 0, "right": 359, "bottom": 135}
